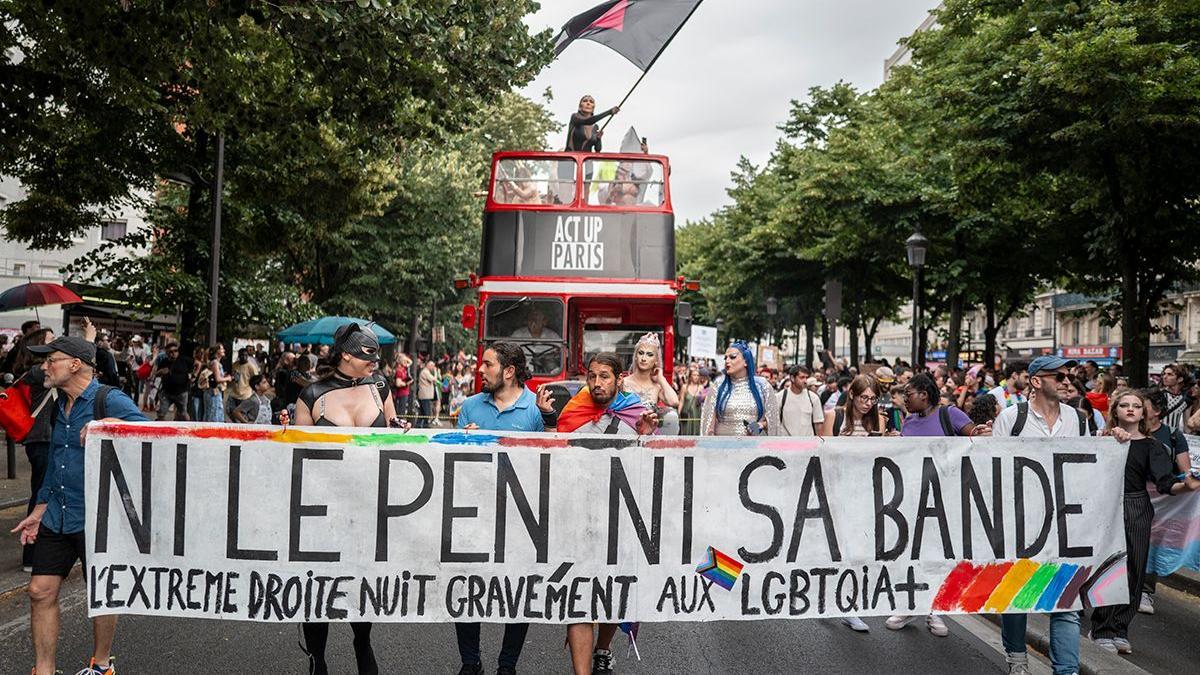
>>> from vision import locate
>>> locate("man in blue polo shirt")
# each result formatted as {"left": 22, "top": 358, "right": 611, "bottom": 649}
{"left": 454, "top": 342, "right": 553, "bottom": 675}
{"left": 11, "top": 335, "right": 147, "bottom": 675}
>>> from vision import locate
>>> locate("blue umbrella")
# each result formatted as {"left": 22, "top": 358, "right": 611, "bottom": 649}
{"left": 276, "top": 316, "right": 397, "bottom": 345}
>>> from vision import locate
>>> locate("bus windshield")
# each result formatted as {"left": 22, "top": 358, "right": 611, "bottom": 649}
{"left": 485, "top": 297, "right": 565, "bottom": 377}
{"left": 492, "top": 158, "right": 576, "bottom": 206}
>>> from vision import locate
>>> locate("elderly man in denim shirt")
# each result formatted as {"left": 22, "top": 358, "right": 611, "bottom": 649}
{"left": 11, "top": 335, "right": 147, "bottom": 675}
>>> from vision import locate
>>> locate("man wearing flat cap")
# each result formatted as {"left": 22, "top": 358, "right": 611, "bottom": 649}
{"left": 10, "top": 335, "right": 147, "bottom": 675}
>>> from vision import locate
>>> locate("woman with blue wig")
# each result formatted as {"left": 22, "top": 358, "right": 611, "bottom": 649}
{"left": 700, "top": 341, "right": 780, "bottom": 436}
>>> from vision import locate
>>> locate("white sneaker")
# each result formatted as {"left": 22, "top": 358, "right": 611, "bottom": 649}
{"left": 926, "top": 614, "right": 949, "bottom": 637}
{"left": 1137, "top": 592, "right": 1155, "bottom": 614}
{"left": 841, "top": 616, "right": 870, "bottom": 632}
{"left": 1006, "top": 652, "right": 1030, "bottom": 675}
{"left": 1112, "top": 637, "right": 1132, "bottom": 654}
{"left": 886, "top": 614, "right": 917, "bottom": 630}
{"left": 1092, "top": 637, "right": 1117, "bottom": 653}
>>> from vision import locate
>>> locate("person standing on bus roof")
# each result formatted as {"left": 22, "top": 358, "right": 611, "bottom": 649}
{"left": 565, "top": 95, "right": 619, "bottom": 152}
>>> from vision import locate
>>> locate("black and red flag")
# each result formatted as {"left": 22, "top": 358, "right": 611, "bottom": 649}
{"left": 553, "top": 0, "right": 705, "bottom": 72}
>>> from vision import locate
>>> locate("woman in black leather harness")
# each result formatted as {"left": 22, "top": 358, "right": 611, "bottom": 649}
{"left": 285, "top": 323, "right": 406, "bottom": 674}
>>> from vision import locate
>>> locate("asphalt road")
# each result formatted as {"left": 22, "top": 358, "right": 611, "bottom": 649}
{"left": 0, "top": 573, "right": 1014, "bottom": 674}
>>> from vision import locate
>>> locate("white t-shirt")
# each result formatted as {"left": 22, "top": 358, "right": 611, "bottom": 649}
{"left": 778, "top": 386, "right": 825, "bottom": 437}
{"left": 988, "top": 385, "right": 1027, "bottom": 408}
{"left": 992, "top": 401, "right": 1083, "bottom": 438}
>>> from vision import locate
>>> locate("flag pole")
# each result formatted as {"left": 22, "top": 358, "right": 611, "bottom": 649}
{"left": 599, "top": 0, "right": 706, "bottom": 133}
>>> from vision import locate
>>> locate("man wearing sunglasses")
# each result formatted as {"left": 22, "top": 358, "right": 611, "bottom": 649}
{"left": 991, "top": 355, "right": 1128, "bottom": 675}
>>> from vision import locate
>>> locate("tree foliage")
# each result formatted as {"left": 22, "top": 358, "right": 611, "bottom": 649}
{"left": 680, "top": 0, "right": 1200, "bottom": 381}
{"left": 0, "top": 0, "right": 553, "bottom": 340}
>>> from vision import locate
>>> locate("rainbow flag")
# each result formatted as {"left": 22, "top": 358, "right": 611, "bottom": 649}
{"left": 696, "top": 546, "right": 744, "bottom": 591}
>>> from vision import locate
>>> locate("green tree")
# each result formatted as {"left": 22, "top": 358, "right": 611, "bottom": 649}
{"left": 908, "top": 0, "right": 1200, "bottom": 383}
{"left": 1, "top": 0, "right": 552, "bottom": 340}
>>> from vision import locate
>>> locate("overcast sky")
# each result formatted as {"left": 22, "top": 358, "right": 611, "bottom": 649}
{"left": 520, "top": 0, "right": 938, "bottom": 224}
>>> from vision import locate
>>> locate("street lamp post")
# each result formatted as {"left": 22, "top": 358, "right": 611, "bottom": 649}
{"left": 715, "top": 318, "right": 725, "bottom": 350}
{"left": 163, "top": 132, "right": 226, "bottom": 347}
{"left": 765, "top": 295, "right": 778, "bottom": 370}
{"left": 208, "top": 133, "right": 224, "bottom": 347}
{"left": 906, "top": 230, "right": 929, "bottom": 368}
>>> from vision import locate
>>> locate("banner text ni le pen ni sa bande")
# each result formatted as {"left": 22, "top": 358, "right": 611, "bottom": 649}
{"left": 83, "top": 423, "right": 1130, "bottom": 623}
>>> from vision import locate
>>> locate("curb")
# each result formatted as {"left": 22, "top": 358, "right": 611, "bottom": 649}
{"left": 980, "top": 614, "right": 1148, "bottom": 675}
{"left": 1160, "top": 569, "right": 1200, "bottom": 598}
{"left": 0, "top": 496, "right": 28, "bottom": 510}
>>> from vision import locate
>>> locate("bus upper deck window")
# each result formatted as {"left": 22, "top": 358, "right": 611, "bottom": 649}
{"left": 584, "top": 159, "right": 664, "bottom": 207}
{"left": 493, "top": 159, "right": 576, "bottom": 205}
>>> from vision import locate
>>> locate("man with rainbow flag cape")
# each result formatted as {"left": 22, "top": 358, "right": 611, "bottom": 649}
{"left": 556, "top": 352, "right": 658, "bottom": 674}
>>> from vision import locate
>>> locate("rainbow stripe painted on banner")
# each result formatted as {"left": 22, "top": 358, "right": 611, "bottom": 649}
{"left": 695, "top": 546, "right": 744, "bottom": 591}
{"left": 931, "top": 555, "right": 1126, "bottom": 612}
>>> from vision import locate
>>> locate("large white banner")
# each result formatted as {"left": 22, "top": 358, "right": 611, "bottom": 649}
{"left": 84, "top": 423, "right": 1129, "bottom": 623}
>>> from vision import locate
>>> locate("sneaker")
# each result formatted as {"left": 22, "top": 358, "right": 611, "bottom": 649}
{"left": 591, "top": 648, "right": 614, "bottom": 675}
{"left": 496, "top": 668, "right": 517, "bottom": 675}
{"left": 1112, "top": 637, "right": 1132, "bottom": 654}
{"left": 75, "top": 658, "right": 115, "bottom": 675}
{"left": 841, "top": 616, "right": 870, "bottom": 632}
{"left": 1006, "top": 652, "right": 1030, "bottom": 675}
{"left": 926, "top": 614, "right": 949, "bottom": 637}
{"left": 885, "top": 614, "right": 918, "bottom": 630}
{"left": 1092, "top": 637, "right": 1118, "bottom": 653}
{"left": 457, "top": 665, "right": 484, "bottom": 675}
{"left": 1137, "top": 592, "right": 1155, "bottom": 614}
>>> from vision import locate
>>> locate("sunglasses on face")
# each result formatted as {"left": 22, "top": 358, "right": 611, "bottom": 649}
{"left": 1036, "top": 372, "right": 1069, "bottom": 383}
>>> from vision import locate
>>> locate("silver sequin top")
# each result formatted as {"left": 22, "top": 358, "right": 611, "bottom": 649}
{"left": 700, "top": 375, "right": 780, "bottom": 436}
{"left": 623, "top": 381, "right": 662, "bottom": 410}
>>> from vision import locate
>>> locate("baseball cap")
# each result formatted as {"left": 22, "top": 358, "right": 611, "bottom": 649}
{"left": 874, "top": 366, "right": 896, "bottom": 384}
{"left": 1027, "top": 355, "right": 1078, "bottom": 375}
{"left": 28, "top": 335, "right": 97, "bottom": 367}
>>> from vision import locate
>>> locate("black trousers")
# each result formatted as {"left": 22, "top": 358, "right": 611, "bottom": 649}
{"left": 1091, "top": 492, "right": 1153, "bottom": 639}
{"left": 455, "top": 622, "right": 530, "bottom": 668}
{"left": 302, "top": 622, "right": 377, "bottom": 674}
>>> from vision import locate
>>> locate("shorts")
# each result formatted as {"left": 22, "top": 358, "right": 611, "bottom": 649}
{"left": 30, "top": 525, "right": 86, "bottom": 577}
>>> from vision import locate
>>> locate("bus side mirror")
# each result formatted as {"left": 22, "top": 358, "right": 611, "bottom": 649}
{"left": 676, "top": 301, "right": 692, "bottom": 339}
{"left": 461, "top": 305, "right": 477, "bottom": 330}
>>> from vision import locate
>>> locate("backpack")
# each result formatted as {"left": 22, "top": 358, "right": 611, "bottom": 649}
{"left": 937, "top": 405, "right": 960, "bottom": 436}
{"left": 779, "top": 387, "right": 821, "bottom": 436}
{"left": 1010, "top": 402, "right": 1088, "bottom": 437}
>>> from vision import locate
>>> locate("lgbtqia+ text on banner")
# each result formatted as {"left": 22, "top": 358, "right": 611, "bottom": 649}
{"left": 83, "top": 422, "right": 1130, "bottom": 623}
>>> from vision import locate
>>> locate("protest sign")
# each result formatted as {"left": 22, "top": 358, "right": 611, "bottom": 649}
{"left": 84, "top": 423, "right": 1129, "bottom": 623}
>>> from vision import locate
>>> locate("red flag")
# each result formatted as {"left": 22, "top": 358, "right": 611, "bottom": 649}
{"left": 553, "top": 0, "right": 704, "bottom": 72}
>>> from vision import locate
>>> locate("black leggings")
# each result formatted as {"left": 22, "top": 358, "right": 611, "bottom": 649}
{"left": 302, "top": 622, "right": 377, "bottom": 675}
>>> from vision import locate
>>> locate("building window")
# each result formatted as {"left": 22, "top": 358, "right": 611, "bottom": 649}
{"left": 1072, "top": 321, "right": 1080, "bottom": 346}
{"left": 12, "top": 262, "right": 25, "bottom": 276}
{"left": 100, "top": 219, "right": 128, "bottom": 241}
{"left": 1099, "top": 324, "right": 1109, "bottom": 344}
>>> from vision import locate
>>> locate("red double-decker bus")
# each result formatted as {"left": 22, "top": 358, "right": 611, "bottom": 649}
{"left": 459, "top": 150, "right": 693, "bottom": 401}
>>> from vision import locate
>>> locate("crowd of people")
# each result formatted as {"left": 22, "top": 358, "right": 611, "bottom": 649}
{"left": 5, "top": 315, "right": 1200, "bottom": 675}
